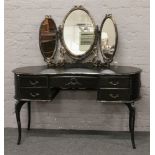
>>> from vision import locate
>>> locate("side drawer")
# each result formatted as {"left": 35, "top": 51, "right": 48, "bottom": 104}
{"left": 19, "top": 76, "right": 48, "bottom": 88}
{"left": 49, "top": 76, "right": 98, "bottom": 89}
{"left": 100, "top": 76, "right": 130, "bottom": 88}
{"left": 97, "top": 89, "right": 131, "bottom": 101}
{"left": 20, "top": 88, "right": 49, "bottom": 100}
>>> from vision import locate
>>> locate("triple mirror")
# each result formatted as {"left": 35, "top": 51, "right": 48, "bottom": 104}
{"left": 39, "top": 6, "right": 118, "bottom": 66}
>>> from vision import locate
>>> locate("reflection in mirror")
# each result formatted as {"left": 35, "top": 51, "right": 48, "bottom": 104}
{"left": 39, "top": 16, "right": 57, "bottom": 59}
{"left": 101, "top": 15, "right": 118, "bottom": 62}
{"left": 63, "top": 9, "right": 95, "bottom": 57}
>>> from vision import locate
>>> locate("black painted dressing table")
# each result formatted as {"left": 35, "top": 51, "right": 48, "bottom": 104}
{"left": 13, "top": 6, "right": 142, "bottom": 149}
{"left": 13, "top": 65, "right": 141, "bottom": 148}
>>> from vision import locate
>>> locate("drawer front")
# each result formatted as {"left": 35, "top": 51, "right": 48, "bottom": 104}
{"left": 97, "top": 89, "right": 131, "bottom": 101}
{"left": 50, "top": 76, "right": 98, "bottom": 89}
{"left": 20, "top": 88, "right": 49, "bottom": 100}
{"left": 20, "top": 76, "right": 48, "bottom": 87}
{"left": 100, "top": 76, "right": 130, "bottom": 88}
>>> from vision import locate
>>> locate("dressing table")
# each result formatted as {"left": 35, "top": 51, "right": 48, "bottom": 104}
{"left": 13, "top": 6, "right": 141, "bottom": 149}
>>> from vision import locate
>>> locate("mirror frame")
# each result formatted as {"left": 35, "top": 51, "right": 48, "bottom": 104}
{"left": 39, "top": 16, "right": 58, "bottom": 64}
{"left": 60, "top": 5, "right": 98, "bottom": 60}
{"left": 100, "top": 14, "right": 118, "bottom": 63}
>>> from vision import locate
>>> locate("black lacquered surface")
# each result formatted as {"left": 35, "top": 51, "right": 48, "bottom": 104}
{"left": 13, "top": 65, "right": 141, "bottom": 75}
{"left": 13, "top": 65, "right": 141, "bottom": 102}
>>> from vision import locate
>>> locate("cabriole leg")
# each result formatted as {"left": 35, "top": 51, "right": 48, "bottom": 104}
{"left": 27, "top": 101, "right": 31, "bottom": 130}
{"left": 15, "top": 101, "right": 26, "bottom": 145}
{"left": 125, "top": 102, "right": 136, "bottom": 149}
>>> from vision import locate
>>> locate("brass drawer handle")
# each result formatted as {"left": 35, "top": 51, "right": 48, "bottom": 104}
{"left": 29, "top": 80, "right": 39, "bottom": 86}
{"left": 109, "top": 81, "right": 119, "bottom": 86}
{"left": 109, "top": 93, "right": 119, "bottom": 99}
{"left": 30, "top": 92, "right": 40, "bottom": 97}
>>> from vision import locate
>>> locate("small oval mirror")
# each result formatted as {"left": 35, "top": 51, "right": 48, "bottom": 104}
{"left": 39, "top": 16, "right": 57, "bottom": 61}
{"left": 62, "top": 6, "right": 96, "bottom": 59}
{"left": 100, "top": 14, "right": 118, "bottom": 63}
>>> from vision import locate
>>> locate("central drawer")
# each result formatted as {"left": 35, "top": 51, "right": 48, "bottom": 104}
{"left": 20, "top": 88, "right": 49, "bottom": 100}
{"left": 49, "top": 76, "right": 98, "bottom": 89}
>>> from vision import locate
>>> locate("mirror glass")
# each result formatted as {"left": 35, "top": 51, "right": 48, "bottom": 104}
{"left": 101, "top": 17, "right": 117, "bottom": 60}
{"left": 63, "top": 10, "right": 95, "bottom": 57}
{"left": 39, "top": 16, "right": 57, "bottom": 59}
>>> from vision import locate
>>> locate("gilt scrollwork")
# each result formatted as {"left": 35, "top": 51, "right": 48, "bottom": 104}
{"left": 65, "top": 77, "right": 82, "bottom": 88}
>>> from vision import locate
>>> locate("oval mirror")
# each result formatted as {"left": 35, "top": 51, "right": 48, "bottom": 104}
{"left": 62, "top": 6, "right": 96, "bottom": 59}
{"left": 100, "top": 14, "right": 118, "bottom": 63}
{"left": 39, "top": 16, "right": 57, "bottom": 61}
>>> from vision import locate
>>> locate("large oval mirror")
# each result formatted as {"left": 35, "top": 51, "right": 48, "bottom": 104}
{"left": 62, "top": 6, "right": 96, "bottom": 59}
{"left": 39, "top": 16, "right": 57, "bottom": 61}
{"left": 100, "top": 14, "right": 118, "bottom": 63}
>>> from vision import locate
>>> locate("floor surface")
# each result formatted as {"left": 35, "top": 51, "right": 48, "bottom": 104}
{"left": 5, "top": 128, "right": 150, "bottom": 155}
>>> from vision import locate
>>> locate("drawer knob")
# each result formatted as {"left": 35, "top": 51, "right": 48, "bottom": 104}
{"left": 30, "top": 92, "right": 40, "bottom": 98}
{"left": 109, "top": 93, "right": 119, "bottom": 99}
{"left": 109, "top": 81, "right": 119, "bottom": 86}
{"left": 29, "top": 80, "right": 39, "bottom": 86}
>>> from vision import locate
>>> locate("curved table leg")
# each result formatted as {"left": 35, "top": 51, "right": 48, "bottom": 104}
{"left": 125, "top": 103, "right": 136, "bottom": 149}
{"left": 15, "top": 101, "right": 27, "bottom": 145}
{"left": 27, "top": 101, "right": 31, "bottom": 130}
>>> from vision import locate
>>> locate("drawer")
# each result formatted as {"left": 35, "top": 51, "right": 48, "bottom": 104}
{"left": 100, "top": 76, "right": 130, "bottom": 88}
{"left": 20, "top": 88, "right": 49, "bottom": 100}
{"left": 20, "top": 76, "right": 48, "bottom": 87}
{"left": 49, "top": 76, "right": 98, "bottom": 89}
{"left": 97, "top": 89, "right": 131, "bottom": 101}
